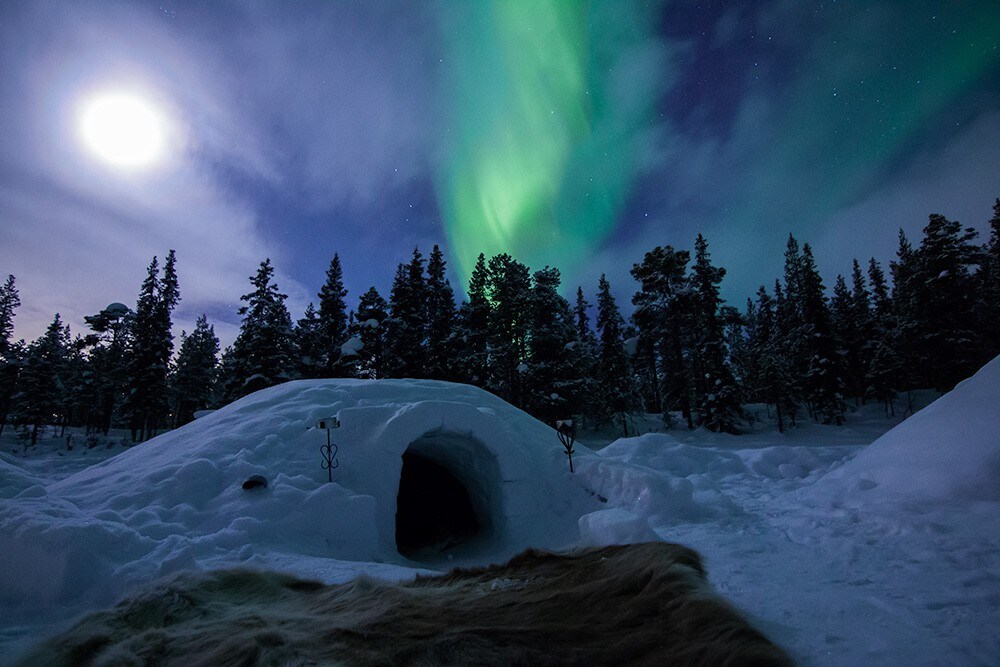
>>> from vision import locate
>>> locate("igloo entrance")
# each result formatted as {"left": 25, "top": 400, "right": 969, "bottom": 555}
{"left": 394, "top": 431, "right": 501, "bottom": 560}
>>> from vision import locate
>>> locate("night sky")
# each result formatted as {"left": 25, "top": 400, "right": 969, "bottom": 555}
{"left": 1, "top": 1, "right": 998, "bottom": 347}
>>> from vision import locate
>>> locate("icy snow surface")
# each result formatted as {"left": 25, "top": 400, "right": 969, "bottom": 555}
{"left": 2, "top": 361, "right": 1000, "bottom": 665}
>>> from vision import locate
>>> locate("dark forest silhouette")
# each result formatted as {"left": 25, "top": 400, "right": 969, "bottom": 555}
{"left": 2, "top": 198, "right": 998, "bottom": 446}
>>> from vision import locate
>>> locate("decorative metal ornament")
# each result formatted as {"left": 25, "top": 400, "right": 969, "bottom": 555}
{"left": 556, "top": 419, "right": 576, "bottom": 473}
{"left": 318, "top": 416, "right": 341, "bottom": 482}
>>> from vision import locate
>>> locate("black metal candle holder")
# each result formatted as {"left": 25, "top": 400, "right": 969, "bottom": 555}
{"left": 318, "top": 417, "right": 341, "bottom": 482}
{"left": 556, "top": 419, "right": 576, "bottom": 473}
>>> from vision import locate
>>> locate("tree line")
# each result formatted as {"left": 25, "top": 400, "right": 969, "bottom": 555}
{"left": 1, "top": 198, "right": 998, "bottom": 448}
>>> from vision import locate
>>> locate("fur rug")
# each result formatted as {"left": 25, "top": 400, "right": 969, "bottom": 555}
{"left": 22, "top": 542, "right": 792, "bottom": 666}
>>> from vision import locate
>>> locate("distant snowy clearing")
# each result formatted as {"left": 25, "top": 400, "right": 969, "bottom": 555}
{"left": 2, "top": 358, "right": 999, "bottom": 665}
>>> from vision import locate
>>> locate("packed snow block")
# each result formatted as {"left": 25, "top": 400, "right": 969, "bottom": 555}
{"left": 807, "top": 355, "right": 1000, "bottom": 506}
{"left": 21, "top": 543, "right": 793, "bottom": 667}
{"left": 575, "top": 456, "right": 720, "bottom": 524}
{"left": 278, "top": 486, "right": 378, "bottom": 561}
{"left": 578, "top": 508, "right": 660, "bottom": 546}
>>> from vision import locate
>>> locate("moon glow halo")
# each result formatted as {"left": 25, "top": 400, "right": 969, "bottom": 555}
{"left": 78, "top": 92, "right": 167, "bottom": 169}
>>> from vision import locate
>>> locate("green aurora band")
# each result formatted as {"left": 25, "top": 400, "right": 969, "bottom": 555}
{"left": 707, "top": 1, "right": 1000, "bottom": 293}
{"left": 435, "top": 1, "right": 661, "bottom": 288}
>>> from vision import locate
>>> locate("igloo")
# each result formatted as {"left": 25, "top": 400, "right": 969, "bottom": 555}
{"left": 1, "top": 379, "right": 599, "bottom": 611}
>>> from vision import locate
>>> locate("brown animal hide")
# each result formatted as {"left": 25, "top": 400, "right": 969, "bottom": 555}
{"left": 21, "top": 542, "right": 793, "bottom": 666}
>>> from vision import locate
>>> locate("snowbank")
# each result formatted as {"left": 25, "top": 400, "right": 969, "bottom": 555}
{"left": 806, "top": 355, "right": 1000, "bottom": 506}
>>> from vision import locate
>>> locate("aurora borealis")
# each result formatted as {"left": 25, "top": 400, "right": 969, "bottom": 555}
{"left": 436, "top": 1, "right": 662, "bottom": 285}
{"left": 0, "top": 1, "right": 998, "bottom": 345}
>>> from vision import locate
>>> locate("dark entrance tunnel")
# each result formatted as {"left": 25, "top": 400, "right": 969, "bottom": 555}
{"left": 395, "top": 451, "right": 480, "bottom": 558}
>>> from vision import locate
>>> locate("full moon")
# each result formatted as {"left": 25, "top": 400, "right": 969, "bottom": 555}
{"left": 78, "top": 92, "right": 167, "bottom": 169}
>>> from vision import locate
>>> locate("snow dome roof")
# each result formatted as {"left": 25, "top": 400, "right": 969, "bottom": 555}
{"left": 1, "top": 380, "right": 607, "bottom": 622}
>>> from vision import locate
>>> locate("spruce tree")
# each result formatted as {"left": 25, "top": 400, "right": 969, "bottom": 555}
{"left": 58, "top": 336, "right": 88, "bottom": 438}
{"left": 485, "top": 253, "right": 531, "bottom": 407}
{"left": 293, "top": 303, "right": 325, "bottom": 379}
{"left": 596, "top": 274, "right": 636, "bottom": 436}
{"left": 690, "top": 235, "right": 745, "bottom": 433}
{"left": 799, "top": 243, "right": 846, "bottom": 424}
{"left": 123, "top": 250, "right": 180, "bottom": 441}
{"left": 849, "top": 259, "right": 876, "bottom": 401}
{"left": 227, "top": 259, "right": 295, "bottom": 398}
{"left": 573, "top": 286, "right": 599, "bottom": 426}
{"left": 171, "top": 315, "right": 219, "bottom": 426}
{"left": 425, "top": 245, "right": 456, "bottom": 380}
{"left": 454, "top": 254, "right": 491, "bottom": 385}
{"left": 0, "top": 275, "right": 21, "bottom": 437}
{"left": 771, "top": 280, "right": 803, "bottom": 428}
{"left": 81, "top": 303, "right": 132, "bottom": 435}
{"left": 352, "top": 286, "right": 389, "bottom": 379}
{"left": 866, "top": 258, "right": 899, "bottom": 415}
{"left": 14, "top": 314, "right": 71, "bottom": 447}
{"left": 890, "top": 229, "right": 920, "bottom": 390}
{"left": 907, "top": 214, "right": 981, "bottom": 390}
{"left": 384, "top": 249, "right": 428, "bottom": 378}
{"left": 831, "top": 273, "right": 865, "bottom": 405}
{"left": 780, "top": 235, "right": 811, "bottom": 395}
{"left": 735, "top": 294, "right": 763, "bottom": 405}
{"left": 523, "top": 267, "right": 582, "bottom": 424}
{"left": 630, "top": 245, "right": 695, "bottom": 428}
{"left": 318, "top": 254, "right": 350, "bottom": 376}
{"left": 980, "top": 199, "right": 1000, "bottom": 355}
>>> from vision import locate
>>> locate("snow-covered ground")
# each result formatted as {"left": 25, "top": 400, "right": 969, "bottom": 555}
{"left": 2, "top": 359, "right": 999, "bottom": 666}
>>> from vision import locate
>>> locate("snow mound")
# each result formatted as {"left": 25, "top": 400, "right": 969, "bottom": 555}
{"left": 807, "top": 355, "right": 1000, "bottom": 505}
{"left": 577, "top": 433, "right": 741, "bottom": 529}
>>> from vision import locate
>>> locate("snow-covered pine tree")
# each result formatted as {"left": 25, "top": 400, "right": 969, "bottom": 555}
{"left": 521, "top": 267, "right": 581, "bottom": 424}
{"left": 171, "top": 315, "right": 219, "bottom": 426}
{"left": 771, "top": 279, "right": 803, "bottom": 428}
{"left": 384, "top": 249, "right": 428, "bottom": 378}
{"left": 0, "top": 275, "right": 21, "bottom": 437}
{"left": 735, "top": 293, "right": 763, "bottom": 405}
{"left": 351, "top": 286, "right": 388, "bottom": 379}
{"left": 865, "top": 258, "right": 899, "bottom": 415}
{"left": 799, "top": 243, "right": 846, "bottom": 424}
{"left": 485, "top": 253, "right": 531, "bottom": 407}
{"left": 596, "top": 274, "right": 637, "bottom": 436}
{"left": 318, "top": 254, "right": 349, "bottom": 377}
{"left": 977, "top": 199, "right": 1000, "bottom": 358}
{"left": 122, "top": 250, "right": 180, "bottom": 441}
{"left": 227, "top": 259, "right": 295, "bottom": 399}
{"left": 849, "top": 259, "right": 876, "bottom": 404}
{"left": 425, "top": 245, "right": 456, "bottom": 381}
{"left": 690, "top": 234, "right": 745, "bottom": 433}
{"left": 80, "top": 303, "right": 132, "bottom": 435}
{"left": 907, "top": 214, "right": 982, "bottom": 391}
{"left": 630, "top": 245, "right": 695, "bottom": 429}
{"left": 779, "top": 235, "right": 811, "bottom": 398}
{"left": 13, "top": 313, "right": 71, "bottom": 446}
{"left": 57, "top": 335, "right": 88, "bottom": 438}
{"left": 293, "top": 303, "right": 325, "bottom": 379}
{"left": 572, "top": 286, "right": 599, "bottom": 427}
{"left": 831, "top": 273, "right": 866, "bottom": 405}
{"left": 454, "top": 253, "right": 491, "bottom": 386}
{"left": 890, "top": 229, "right": 921, "bottom": 394}
{"left": 0, "top": 275, "right": 18, "bottom": 356}
{"left": 631, "top": 325, "right": 662, "bottom": 416}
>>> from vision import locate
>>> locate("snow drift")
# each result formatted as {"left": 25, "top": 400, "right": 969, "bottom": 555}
{"left": 807, "top": 355, "right": 1000, "bottom": 506}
